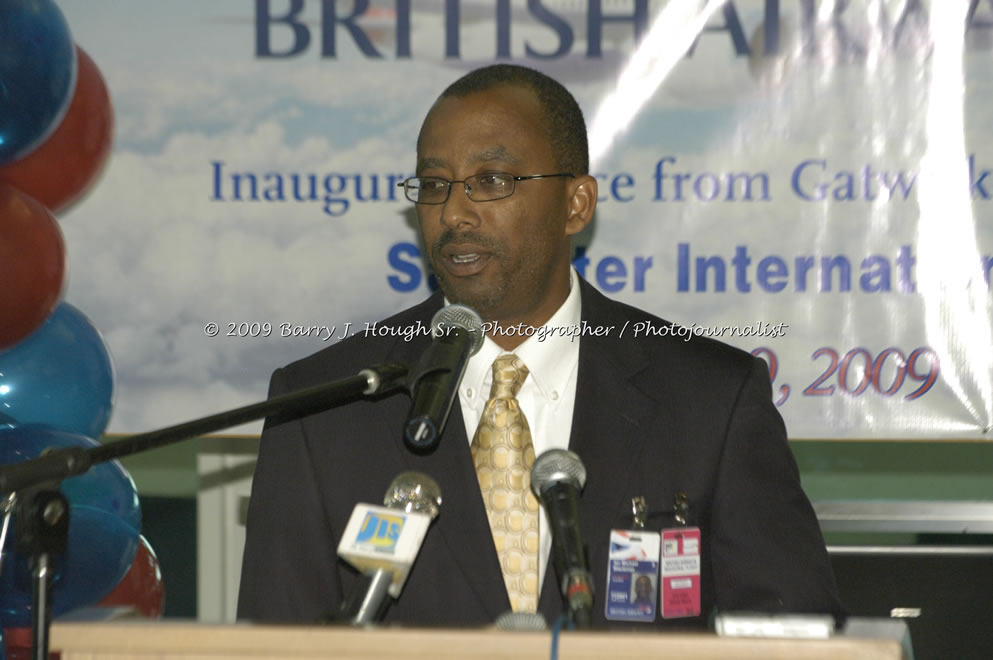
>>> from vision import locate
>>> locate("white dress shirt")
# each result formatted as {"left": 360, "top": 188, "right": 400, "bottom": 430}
{"left": 456, "top": 268, "right": 582, "bottom": 592}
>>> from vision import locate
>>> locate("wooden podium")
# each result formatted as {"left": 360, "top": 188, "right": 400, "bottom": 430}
{"left": 50, "top": 621, "right": 903, "bottom": 659}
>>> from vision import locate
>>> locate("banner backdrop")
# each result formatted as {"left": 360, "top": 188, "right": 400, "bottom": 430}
{"left": 54, "top": 0, "right": 993, "bottom": 439}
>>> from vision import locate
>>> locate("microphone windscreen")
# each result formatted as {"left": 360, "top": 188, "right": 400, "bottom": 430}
{"left": 430, "top": 304, "right": 484, "bottom": 355}
{"left": 384, "top": 471, "right": 442, "bottom": 520}
{"left": 494, "top": 610, "right": 549, "bottom": 631}
{"left": 531, "top": 448, "right": 587, "bottom": 496}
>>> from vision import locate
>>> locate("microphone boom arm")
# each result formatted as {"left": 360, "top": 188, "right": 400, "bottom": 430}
{"left": 0, "top": 361, "right": 408, "bottom": 494}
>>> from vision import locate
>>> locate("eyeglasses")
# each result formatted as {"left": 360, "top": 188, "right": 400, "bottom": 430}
{"left": 397, "top": 172, "right": 575, "bottom": 204}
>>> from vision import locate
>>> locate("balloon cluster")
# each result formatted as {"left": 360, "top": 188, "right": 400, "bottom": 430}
{"left": 0, "top": 0, "right": 162, "bottom": 630}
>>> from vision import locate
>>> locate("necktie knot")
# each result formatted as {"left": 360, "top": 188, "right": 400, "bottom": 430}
{"left": 490, "top": 354, "right": 529, "bottom": 400}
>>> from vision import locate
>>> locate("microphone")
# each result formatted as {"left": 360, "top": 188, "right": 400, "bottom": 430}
{"left": 335, "top": 471, "right": 442, "bottom": 625}
{"left": 531, "top": 449, "right": 593, "bottom": 629}
{"left": 404, "top": 304, "right": 484, "bottom": 452}
{"left": 494, "top": 611, "right": 548, "bottom": 631}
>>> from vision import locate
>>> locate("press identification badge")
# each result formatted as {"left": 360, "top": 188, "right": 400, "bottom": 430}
{"left": 660, "top": 527, "right": 701, "bottom": 619}
{"left": 604, "top": 529, "right": 661, "bottom": 622}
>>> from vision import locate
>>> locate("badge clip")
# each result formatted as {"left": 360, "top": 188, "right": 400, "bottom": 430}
{"left": 673, "top": 491, "right": 690, "bottom": 526}
{"left": 631, "top": 496, "right": 647, "bottom": 530}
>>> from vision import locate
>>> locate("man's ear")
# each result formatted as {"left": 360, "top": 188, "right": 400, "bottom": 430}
{"left": 565, "top": 175, "right": 597, "bottom": 236}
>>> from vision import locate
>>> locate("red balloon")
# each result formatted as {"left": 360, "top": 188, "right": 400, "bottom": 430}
{"left": 0, "top": 185, "right": 66, "bottom": 351}
{"left": 1, "top": 627, "right": 33, "bottom": 660}
{"left": 96, "top": 535, "right": 166, "bottom": 618}
{"left": 0, "top": 45, "right": 113, "bottom": 214}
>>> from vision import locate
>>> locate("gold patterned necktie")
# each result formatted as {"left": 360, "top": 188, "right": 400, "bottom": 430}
{"left": 471, "top": 354, "right": 540, "bottom": 613}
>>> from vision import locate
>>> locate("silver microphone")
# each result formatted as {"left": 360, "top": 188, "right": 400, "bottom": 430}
{"left": 531, "top": 449, "right": 593, "bottom": 629}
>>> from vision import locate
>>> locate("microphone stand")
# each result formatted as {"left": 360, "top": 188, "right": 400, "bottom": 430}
{"left": 338, "top": 569, "right": 393, "bottom": 624}
{"left": 0, "top": 361, "right": 408, "bottom": 660}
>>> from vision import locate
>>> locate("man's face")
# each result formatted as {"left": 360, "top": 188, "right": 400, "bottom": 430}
{"left": 635, "top": 576, "right": 652, "bottom": 600}
{"left": 415, "top": 85, "right": 589, "bottom": 333}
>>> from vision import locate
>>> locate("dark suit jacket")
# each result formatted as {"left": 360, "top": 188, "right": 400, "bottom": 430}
{"left": 238, "top": 278, "right": 844, "bottom": 628}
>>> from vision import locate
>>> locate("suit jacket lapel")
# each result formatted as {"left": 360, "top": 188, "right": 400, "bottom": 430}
{"left": 538, "top": 280, "right": 663, "bottom": 616}
{"left": 426, "top": 406, "right": 511, "bottom": 619}
{"left": 384, "top": 294, "right": 510, "bottom": 621}
{"left": 571, "top": 280, "right": 661, "bottom": 526}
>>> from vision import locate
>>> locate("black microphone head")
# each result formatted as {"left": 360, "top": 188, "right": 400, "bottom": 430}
{"left": 403, "top": 305, "right": 483, "bottom": 454}
{"left": 530, "top": 448, "right": 587, "bottom": 498}
{"left": 431, "top": 304, "right": 484, "bottom": 355}
{"left": 383, "top": 471, "right": 442, "bottom": 520}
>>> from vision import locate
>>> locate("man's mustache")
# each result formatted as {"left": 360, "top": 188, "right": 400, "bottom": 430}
{"left": 432, "top": 229, "right": 501, "bottom": 255}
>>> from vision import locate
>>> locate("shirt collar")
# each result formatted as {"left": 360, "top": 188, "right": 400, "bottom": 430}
{"left": 457, "top": 268, "right": 582, "bottom": 401}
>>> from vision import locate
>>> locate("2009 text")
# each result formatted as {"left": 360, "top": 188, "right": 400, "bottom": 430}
{"left": 751, "top": 346, "right": 939, "bottom": 407}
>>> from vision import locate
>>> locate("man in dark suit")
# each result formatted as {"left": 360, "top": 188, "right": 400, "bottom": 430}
{"left": 238, "top": 64, "right": 844, "bottom": 627}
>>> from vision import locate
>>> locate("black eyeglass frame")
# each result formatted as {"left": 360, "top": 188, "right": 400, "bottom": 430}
{"left": 396, "top": 172, "right": 575, "bottom": 204}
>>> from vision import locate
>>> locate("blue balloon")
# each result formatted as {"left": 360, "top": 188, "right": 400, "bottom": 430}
{"left": 0, "top": 0, "right": 77, "bottom": 164}
{"left": 0, "top": 303, "right": 115, "bottom": 439}
{"left": 0, "top": 509, "right": 140, "bottom": 626}
{"left": 0, "top": 426, "right": 141, "bottom": 626}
